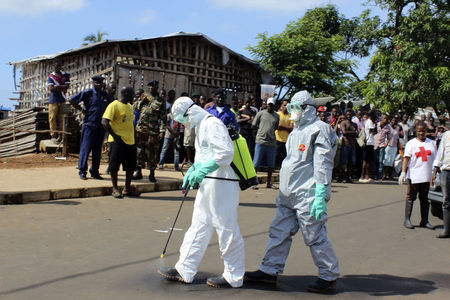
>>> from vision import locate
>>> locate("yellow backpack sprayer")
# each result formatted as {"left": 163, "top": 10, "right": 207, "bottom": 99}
{"left": 227, "top": 124, "right": 258, "bottom": 190}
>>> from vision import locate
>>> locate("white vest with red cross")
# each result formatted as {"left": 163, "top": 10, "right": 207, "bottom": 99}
{"left": 404, "top": 137, "right": 437, "bottom": 184}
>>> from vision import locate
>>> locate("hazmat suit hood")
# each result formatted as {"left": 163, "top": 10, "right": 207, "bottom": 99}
{"left": 172, "top": 96, "right": 210, "bottom": 128}
{"left": 288, "top": 91, "right": 317, "bottom": 127}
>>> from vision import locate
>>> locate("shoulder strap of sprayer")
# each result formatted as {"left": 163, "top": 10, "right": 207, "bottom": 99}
{"left": 202, "top": 115, "right": 241, "bottom": 182}
{"left": 230, "top": 161, "right": 244, "bottom": 181}
{"left": 226, "top": 123, "right": 246, "bottom": 181}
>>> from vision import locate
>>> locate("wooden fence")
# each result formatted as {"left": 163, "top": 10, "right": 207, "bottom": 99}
{"left": 0, "top": 109, "right": 80, "bottom": 158}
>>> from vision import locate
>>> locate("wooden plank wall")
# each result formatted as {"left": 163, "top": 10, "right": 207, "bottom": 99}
{"left": 14, "top": 37, "right": 263, "bottom": 109}
{"left": 115, "top": 36, "right": 262, "bottom": 100}
{"left": 15, "top": 46, "right": 117, "bottom": 109}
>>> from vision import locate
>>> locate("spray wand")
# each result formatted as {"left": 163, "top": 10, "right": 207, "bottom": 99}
{"left": 160, "top": 183, "right": 190, "bottom": 258}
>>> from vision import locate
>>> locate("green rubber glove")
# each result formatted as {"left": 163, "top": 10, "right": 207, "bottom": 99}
{"left": 310, "top": 183, "right": 328, "bottom": 220}
{"left": 186, "top": 159, "right": 220, "bottom": 188}
{"left": 182, "top": 162, "right": 201, "bottom": 189}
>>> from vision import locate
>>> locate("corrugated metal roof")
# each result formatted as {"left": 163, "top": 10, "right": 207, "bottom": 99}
{"left": 9, "top": 32, "right": 259, "bottom": 67}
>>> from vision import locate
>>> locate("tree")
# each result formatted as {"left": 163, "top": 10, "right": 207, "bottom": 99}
{"left": 362, "top": 0, "right": 450, "bottom": 115}
{"left": 248, "top": 5, "right": 354, "bottom": 100}
{"left": 83, "top": 30, "right": 108, "bottom": 45}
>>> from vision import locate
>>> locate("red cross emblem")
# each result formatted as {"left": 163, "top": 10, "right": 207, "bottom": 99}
{"left": 415, "top": 146, "right": 431, "bottom": 162}
{"left": 299, "top": 144, "right": 306, "bottom": 151}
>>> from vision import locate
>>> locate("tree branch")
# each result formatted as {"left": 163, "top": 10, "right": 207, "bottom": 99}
{"left": 349, "top": 67, "right": 362, "bottom": 82}
{"left": 280, "top": 85, "right": 293, "bottom": 101}
{"left": 275, "top": 84, "right": 285, "bottom": 102}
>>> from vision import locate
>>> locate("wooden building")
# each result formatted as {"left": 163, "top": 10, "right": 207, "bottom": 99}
{"left": 9, "top": 32, "right": 272, "bottom": 109}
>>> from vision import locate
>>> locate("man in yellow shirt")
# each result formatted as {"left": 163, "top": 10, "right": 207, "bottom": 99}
{"left": 275, "top": 100, "right": 293, "bottom": 168}
{"left": 102, "top": 86, "right": 139, "bottom": 198}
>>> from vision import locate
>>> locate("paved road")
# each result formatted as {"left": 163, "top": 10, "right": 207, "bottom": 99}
{"left": 0, "top": 182, "right": 448, "bottom": 299}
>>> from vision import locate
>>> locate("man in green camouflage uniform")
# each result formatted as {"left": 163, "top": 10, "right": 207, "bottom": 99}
{"left": 133, "top": 80, "right": 167, "bottom": 182}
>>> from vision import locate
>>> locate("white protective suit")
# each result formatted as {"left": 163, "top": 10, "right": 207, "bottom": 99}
{"left": 259, "top": 91, "right": 340, "bottom": 281}
{"left": 171, "top": 97, "right": 245, "bottom": 287}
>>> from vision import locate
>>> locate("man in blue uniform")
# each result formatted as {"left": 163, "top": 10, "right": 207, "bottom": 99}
{"left": 206, "top": 88, "right": 238, "bottom": 130}
{"left": 70, "top": 75, "right": 112, "bottom": 180}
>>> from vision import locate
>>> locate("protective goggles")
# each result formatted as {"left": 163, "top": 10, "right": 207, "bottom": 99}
{"left": 286, "top": 102, "right": 314, "bottom": 114}
{"left": 174, "top": 103, "right": 195, "bottom": 123}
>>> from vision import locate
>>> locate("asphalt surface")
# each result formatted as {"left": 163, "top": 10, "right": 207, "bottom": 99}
{"left": 0, "top": 181, "right": 449, "bottom": 299}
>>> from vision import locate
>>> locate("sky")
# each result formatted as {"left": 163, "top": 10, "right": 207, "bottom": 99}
{"left": 0, "top": 0, "right": 386, "bottom": 110}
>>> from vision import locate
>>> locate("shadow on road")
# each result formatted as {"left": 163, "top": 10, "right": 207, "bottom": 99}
{"left": 330, "top": 200, "right": 403, "bottom": 219}
{"left": 239, "top": 202, "right": 276, "bottom": 208}
{"left": 137, "top": 195, "right": 195, "bottom": 202}
{"left": 32, "top": 200, "right": 81, "bottom": 205}
{"left": 330, "top": 184, "right": 349, "bottom": 189}
{"left": 372, "top": 181, "right": 401, "bottom": 186}
{"left": 339, "top": 274, "right": 437, "bottom": 296}
{"left": 245, "top": 273, "right": 438, "bottom": 296}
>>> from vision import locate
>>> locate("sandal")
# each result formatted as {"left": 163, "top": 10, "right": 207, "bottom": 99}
{"left": 112, "top": 190, "right": 123, "bottom": 199}
{"left": 122, "top": 188, "right": 141, "bottom": 197}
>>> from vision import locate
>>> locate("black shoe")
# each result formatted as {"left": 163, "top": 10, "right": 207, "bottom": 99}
{"left": 244, "top": 270, "right": 277, "bottom": 284}
{"left": 206, "top": 276, "right": 232, "bottom": 288}
{"left": 90, "top": 172, "right": 103, "bottom": 180}
{"left": 157, "top": 267, "right": 185, "bottom": 283}
{"left": 419, "top": 222, "right": 434, "bottom": 230}
{"left": 149, "top": 170, "right": 156, "bottom": 182}
{"left": 132, "top": 169, "right": 143, "bottom": 180}
{"left": 79, "top": 173, "right": 87, "bottom": 180}
{"left": 266, "top": 183, "right": 278, "bottom": 189}
{"left": 307, "top": 278, "right": 337, "bottom": 294}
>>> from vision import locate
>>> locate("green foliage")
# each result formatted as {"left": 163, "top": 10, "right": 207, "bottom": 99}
{"left": 340, "top": 9, "right": 382, "bottom": 58}
{"left": 363, "top": 0, "right": 450, "bottom": 115}
{"left": 249, "top": 1, "right": 448, "bottom": 115}
{"left": 83, "top": 30, "right": 108, "bottom": 45}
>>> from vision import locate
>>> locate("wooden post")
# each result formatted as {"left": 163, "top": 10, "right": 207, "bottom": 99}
{"left": 62, "top": 114, "right": 68, "bottom": 156}
{"left": 61, "top": 103, "right": 71, "bottom": 157}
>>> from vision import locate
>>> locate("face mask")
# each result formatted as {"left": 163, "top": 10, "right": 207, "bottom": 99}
{"left": 174, "top": 114, "right": 189, "bottom": 124}
{"left": 289, "top": 110, "right": 302, "bottom": 122}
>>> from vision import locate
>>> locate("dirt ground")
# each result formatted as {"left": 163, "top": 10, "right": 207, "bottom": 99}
{"left": 0, "top": 153, "right": 82, "bottom": 169}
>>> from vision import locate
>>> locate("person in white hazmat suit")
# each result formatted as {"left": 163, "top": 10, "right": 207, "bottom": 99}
{"left": 158, "top": 97, "right": 245, "bottom": 288}
{"left": 245, "top": 91, "right": 340, "bottom": 293}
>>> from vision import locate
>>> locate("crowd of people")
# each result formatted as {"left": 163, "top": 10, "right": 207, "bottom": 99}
{"left": 47, "top": 60, "right": 449, "bottom": 191}
{"left": 151, "top": 88, "right": 448, "bottom": 188}
{"left": 47, "top": 61, "right": 449, "bottom": 192}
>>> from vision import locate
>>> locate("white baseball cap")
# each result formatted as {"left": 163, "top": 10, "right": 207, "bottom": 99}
{"left": 267, "top": 97, "right": 276, "bottom": 105}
